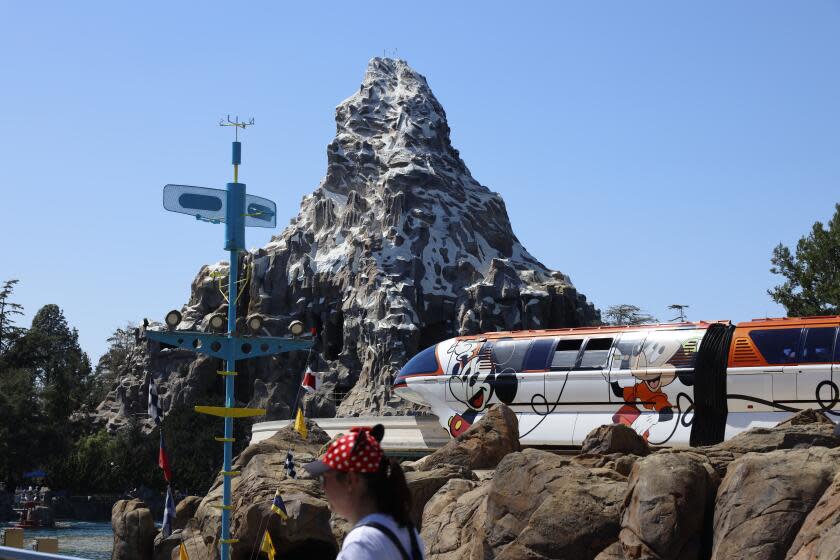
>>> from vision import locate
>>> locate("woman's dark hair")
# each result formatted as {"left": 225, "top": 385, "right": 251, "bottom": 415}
{"left": 362, "top": 457, "right": 413, "bottom": 527}
{"left": 360, "top": 424, "right": 413, "bottom": 527}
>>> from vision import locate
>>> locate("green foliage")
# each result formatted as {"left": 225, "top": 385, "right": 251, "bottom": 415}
{"left": 770, "top": 203, "right": 840, "bottom": 316}
{"left": 603, "top": 304, "right": 657, "bottom": 326}
{"left": 0, "top": 368, "right": 40, "bottom": 488}
{"left": 0, "top": 279, "right": 24, "bottom": 355}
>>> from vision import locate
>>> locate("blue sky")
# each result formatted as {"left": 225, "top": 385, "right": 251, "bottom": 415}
{"left": 3, "top": 1, "right": 839, "bottom": 361}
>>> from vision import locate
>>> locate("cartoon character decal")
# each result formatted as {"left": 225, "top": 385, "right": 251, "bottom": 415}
{"left": 445, "top": 340, "right": 517, "bottom": 437}
{"left": 610, "top": 336, "right": 696, "bottom": 440}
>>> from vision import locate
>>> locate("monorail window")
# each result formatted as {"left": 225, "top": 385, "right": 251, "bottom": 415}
{"left": 551, "top": 339, "right": 582, "bottom": 370}
{"left": 801, "top": 328, "right": 837, "bottom": 363}
{"left": 749, "top": 328, "right": 802, "bottom": 365}
{"left": 578, "top": 338, "right": 614, "bottom": 370}
{"left": 523, "top": 338, "right": 555, "bottom": 370}
{"left": 400, "top": 345, "right": 439, "bottom": 376}
{"left": 487, "top": 339, "right": 532, "bottom": 372}
{"left": 641, "top": 329, "right": 704, "bottom": 369}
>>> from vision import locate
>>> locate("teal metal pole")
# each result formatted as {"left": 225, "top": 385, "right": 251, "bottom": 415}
{"left": 221, "top": 247, "right": 237, "bottom": 560}
{"left": 220, "top": 142, "right": 246, "bottom": 560}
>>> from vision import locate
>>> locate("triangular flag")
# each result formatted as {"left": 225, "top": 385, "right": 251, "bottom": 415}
{"left": 301, "top": 368, "right": 319, "bottom": 393}
{"left": 260, "top": 530, "right": 276, "bottom": 560}
{"left": 148, "top": 375, "right": 162, "bottom": 425}
{"left": 159, "top": 431, "right": 173, "bottom": 483}
{"left": 179, "top": 543, "right": 189, "bottom": 560}
{"left": 293, "top": 407, "right": 308, "bottom": 440}
{"left": 270, "top": 488, "right": 288, "bottom": 520}
{"left": 162, "top": 485, "right": 175, "bottom": 537}
{"left": 284, "top": 450, "right": 296, "bottom": 479}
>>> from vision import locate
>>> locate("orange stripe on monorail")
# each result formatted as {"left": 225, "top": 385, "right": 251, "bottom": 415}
{"left": 452, "top": 321, "right": 722, "bottom": 341}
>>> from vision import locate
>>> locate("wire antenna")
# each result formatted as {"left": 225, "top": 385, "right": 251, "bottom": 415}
{"left": 219, "top": 115, "right": 255, "bottom": 141}
{"left": 668, "top": 304, "right": 689, "bottom": 322}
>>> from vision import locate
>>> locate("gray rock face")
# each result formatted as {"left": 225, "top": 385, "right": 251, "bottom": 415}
{"left": 414, "top": 404, "right": 521, "bottom": 472}
{"left": 177, "top": 421, "right": 336, "bottom": 560}
{"left": 788, "top": 469, "right": 840, "bottom": 560}
{"left": 111, "top": 499, "right": 155, "bottom": 560}
{"left": 93, "top": 57, "right": 598, "bottom": 429}
{"left": 712, "top": 447, "right": 840, "bottom": 560}
{"left": 581, "top": 423, "right": 651, "bottom": 457}
{"left": 483, "top": 449, "right": 627, "bottom": 560}
{"left": 619, "top": 452, "right": 719, "bottom": 560}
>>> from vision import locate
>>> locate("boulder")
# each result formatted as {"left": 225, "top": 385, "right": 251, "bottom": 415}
{"left": 405, "top": 464, "right": 475, "bottom": 529}
{"left": 776, "top": 409, "right": 834, "bottom": 427}
{"left": 788, "top": 469, "right": 840, "bottom": 559}
{"left": 481, "top": 448, "right": 627, "bottom": 560}
{"left": 595, "top": 542, "right": 626, "bottom": 560}
{"left": 712, "top": 447, "right": 840, "bottom": 559}
{"left": 177, "top": 421, "right": 338, "bottom": 559}
{"left": 152, "top": 529, "right": 180, "bottom": 560}
{"left": 112, "top": 499, "right": 155, "bottom": 560}
{"left": 174, "top": 496, "right": 201, "bottom": 531}
{"left": 416, "top": 404, "right": 520, "bottom": 471}
{"left": 619, "top": 452, "right": 719, "bottom": 560}
{"left": 699, "top": 423, "right": 840, "bottom": 478}
{"left": 421, "top": 478, "right": 491, "bottom": 560}
{"left": 581, "top": 424, "right": 651, "bottom": 457}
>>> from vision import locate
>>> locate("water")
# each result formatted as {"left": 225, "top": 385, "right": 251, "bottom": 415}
{"left": 1, "top": 521, "right": 112, "bottom": 559}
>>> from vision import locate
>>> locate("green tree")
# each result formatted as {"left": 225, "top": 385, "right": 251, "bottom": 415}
{"left": 0, "top": 368, "right": 39, "bottom": 487}
{"left": 769, "top": 203, "right": 840, "bottom": 316}
{"left": 0, "top": 279, "right": 25, "bottom": 355}
{"left": 603, "top": 304, "right": 657, "bottom": 326}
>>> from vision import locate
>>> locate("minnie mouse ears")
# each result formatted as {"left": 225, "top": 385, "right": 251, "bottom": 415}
{"left": 371, "top": 424, "right": 385, "bottom": 443}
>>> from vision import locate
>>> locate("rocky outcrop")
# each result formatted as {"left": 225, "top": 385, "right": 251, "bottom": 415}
{"left": 581, "top": 423, "right": 651, "bottom": 457}
{"left": 176, "top": 421, "right": 336, "bottom": 560}
{"left": 112, "top": 499, "right": 155, "bottom": 560}
{"left": 422, "top": 478, "right": 491, "bottom": 560}
{"left": 161, "top": 412, "right": 840, "bottom": 560}
{"left": 618, "top": 453, "right": 719, "bottom": 560}
{"left": 406, "top": 464, "right": 475, "bottom": 529}
{"left": 413, "top": 404, "right": 520, "bottom": 472}
{"left": 712, "top": 447, "right": 840, "bottom": 559}
{"left": 93, "top": 57, "right": 598, "bottom": 431}
{"left": 483, "top": 449, "right": 627, "bottom": 559}
{"left": 788, "top": 470, "right": 840, "bottom": 559}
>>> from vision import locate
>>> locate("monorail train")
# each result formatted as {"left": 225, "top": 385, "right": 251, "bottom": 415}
{"left": 393, "top": 316, "right": 840, "bottom": 446}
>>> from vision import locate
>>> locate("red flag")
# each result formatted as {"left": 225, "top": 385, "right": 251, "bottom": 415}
{"left": 301, "top": 368, "right": 319, "bottom": 393}
{"left": 159, "top": 432, "right": 173, "bottom": 482}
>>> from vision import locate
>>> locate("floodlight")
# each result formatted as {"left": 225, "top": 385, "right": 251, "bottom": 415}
{"left": 288, "top": 320, "right": 305, "bottom": 337}
{"left": 247, "top": 314, "right": 264, "bottom": 333}
{"left": 165, "top": 310, "right": 182, "bottom": 329}
{"left": 209, "top": 314, "right": 226, "bottom": 331}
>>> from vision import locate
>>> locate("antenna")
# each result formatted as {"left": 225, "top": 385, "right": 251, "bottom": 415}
{"left": 219, "top": 115, "right": 255, "bottom": 182}
{"left": 668, "top": 304, "right": 689, "bottom": 322}
{"left": 219, "top": 115, "right": 255, "bottom": 142}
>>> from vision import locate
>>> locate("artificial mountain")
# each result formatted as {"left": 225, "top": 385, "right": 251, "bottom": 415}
{"left": 94, "top": 57, "right": 598, "bottom": 432}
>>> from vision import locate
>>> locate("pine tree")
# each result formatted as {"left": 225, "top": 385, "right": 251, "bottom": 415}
{"left": 769, "top": 203, "right": 840, "bottom": 316}
{"left": 0, "top": 279, "right": 24, "bottom": 355}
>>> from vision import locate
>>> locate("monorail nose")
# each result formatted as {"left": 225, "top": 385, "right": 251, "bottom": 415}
{"left": 393, "top": 342, "right": 443, "bottom": 405}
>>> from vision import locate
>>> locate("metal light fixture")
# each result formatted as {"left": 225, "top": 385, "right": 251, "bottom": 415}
{"left": 246, "top": 314, "right": 264, "bottom": 333}
{"left": 165, "top": 310, "right": 182, "bottom": 329}
{"left": 209, "top": 314, "right": 226, "bottom": 331}
{"left": 288, "top": 320, "right": 305, "bottom": 337}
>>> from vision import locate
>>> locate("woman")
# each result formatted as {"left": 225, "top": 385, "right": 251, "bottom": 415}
{"left": 304, "top": 424, "right": 424, "bottom": 560}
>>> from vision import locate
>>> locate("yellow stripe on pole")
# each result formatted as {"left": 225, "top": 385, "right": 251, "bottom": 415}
{"left": 221, "top": 471, "right": 241, "bottom": 476}
{"left": 220, "top": 538, "right": 240, "bottom": 544}
{"left": 214, "top": 437, "right": 235, "bottom": 442}
{"left": 194, "top": 406, "right": 266, "bottom": 418}
{"left": 216, "top": 370, "right": 238, "bottom": 376}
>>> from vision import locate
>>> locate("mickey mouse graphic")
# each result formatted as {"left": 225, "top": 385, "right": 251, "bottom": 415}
{"left": 610, "top": 337, "right": 682, "bottom": 439}
{"left": 446, "top": 340, "right": 517, "bottom": 437}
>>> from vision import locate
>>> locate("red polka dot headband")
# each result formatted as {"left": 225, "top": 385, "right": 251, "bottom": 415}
{"left": 304, "top": 425, "right": 385, "bottom": 475}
